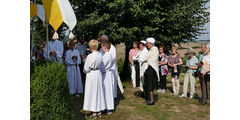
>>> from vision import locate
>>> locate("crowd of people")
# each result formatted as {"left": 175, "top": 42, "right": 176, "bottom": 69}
{"left": 129, "top": 40, "right": 210, "bottom": 105}
{"left": 31, "top": 32, "right": 123, "bottom": 118}
{"left": 31, "top": 31, "right": 210, "bottom": 118}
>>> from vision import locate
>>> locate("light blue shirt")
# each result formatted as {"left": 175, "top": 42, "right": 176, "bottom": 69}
{"left": 75, "top": 43, "right": 87, "bottom": 56}
{"left": 44, "top": 40, "right": 63, "bottom": 63}
{"left": 186, "top": 56, "right": 199, "bottom": 73}
{"left": 198, "top": 53, "right": 204, "bottom": 71}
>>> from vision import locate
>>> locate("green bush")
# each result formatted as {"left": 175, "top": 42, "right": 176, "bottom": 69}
{"left": 181, "top": 57, "right": 187, "bottom": 73}
{"left": 30, "top": 62, "right": 72, "bottom": 120}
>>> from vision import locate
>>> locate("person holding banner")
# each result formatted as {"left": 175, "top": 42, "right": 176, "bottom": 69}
{"left": 43, "top": 31, "right": 63, "bottom": 63}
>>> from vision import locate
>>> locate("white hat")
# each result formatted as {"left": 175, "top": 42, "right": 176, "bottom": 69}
{"left": 140, "top": 40, "right": 146, "bottom": 44}
{"left": 146, "top": 37, "right": 155, "bottom": 44}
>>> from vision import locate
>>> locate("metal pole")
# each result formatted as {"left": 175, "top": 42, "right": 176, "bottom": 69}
{"left": 31, "top": 22, "right": 34, "bottom": 59}
{"left": 30, "top": 0, "right": 37, "bottom": 60}
{"left": 46, "top": 21, "right": 49, "bottom": 60}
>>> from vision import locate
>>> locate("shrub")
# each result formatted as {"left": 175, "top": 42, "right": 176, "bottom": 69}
{"left": 30, "top": 62, "right": 72, "bottom": 120}
{"left": 181, "top": 57, "right": 187, "bottom": 73}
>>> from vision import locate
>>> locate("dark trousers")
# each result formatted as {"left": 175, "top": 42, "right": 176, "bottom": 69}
{"left": 79, "top": 63, "right": 86, "bottom": 85}
{"left": 202, "top": 74, "right": 210, "bottom": 103}
{"left": 134, "top": 61, "right": 140, "bottom": 87}
{"left": 198, "top": 72, "right": 203, "bottom": 98}
{"left": 158, "top": 70, "right": 167, "bottom": 89}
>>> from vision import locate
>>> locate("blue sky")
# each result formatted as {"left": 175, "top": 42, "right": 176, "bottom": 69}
{"left": 197, "top": 2, "right": 210, "bottom": 40}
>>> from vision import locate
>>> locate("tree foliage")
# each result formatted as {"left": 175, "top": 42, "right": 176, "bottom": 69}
{"left": 68, "top": 0, "right": 209, "bottom": 79}
{"left": 31, "top": 0, "right": 209, "bottom": 79}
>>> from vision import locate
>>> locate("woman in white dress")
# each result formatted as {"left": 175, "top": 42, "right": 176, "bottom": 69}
{"left": 100, "top": 41, "right": 115, "bottom": 114}
{"left": 65, "top": 42, "right": 83, "bottom": 96}
{"left": 83, "top": 40, "right": 106, "bottom": 118}
{"left": 136, "top": 41, "right": 148, "bottom": 92}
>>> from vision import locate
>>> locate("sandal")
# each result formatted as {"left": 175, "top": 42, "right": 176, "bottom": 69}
{"left": 97, "top": 112, "right": 102, "bottom": 118}
{"left": 88, "top": 114, "right": 97, "bottom": 119}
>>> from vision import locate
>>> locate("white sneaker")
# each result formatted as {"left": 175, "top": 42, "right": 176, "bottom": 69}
{"left": 190, "top": 95, "right": 194, "bottom": 99}
{"left": 76, "top": 94, "right": 80, "bottom": 97}
{"left": 161, "top": 89, "right": 166, "bottom": 93}
{"left": 179, "top": 94, "right": 186, "bottom": 98}
{"left": 157, "top": 89, "right": 161, "bottom": 93}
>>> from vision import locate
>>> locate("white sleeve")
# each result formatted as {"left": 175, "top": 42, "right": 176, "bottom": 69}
{"left": 56, "top": 42, "right": 63, "bottom": 59}
{"left": 110, "top": 46, "right": 117, "bottom": 63}
{"left": 84, "top": 55, "right": 94, "bottom": 73}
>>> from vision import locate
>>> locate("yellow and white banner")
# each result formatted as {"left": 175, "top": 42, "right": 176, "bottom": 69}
{"left": 30, "top": 0, "right": 77, "bottom": 32}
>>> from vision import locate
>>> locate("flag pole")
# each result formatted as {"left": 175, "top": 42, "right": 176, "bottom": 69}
{"left": 30, "top": 0, "right": 37, "bottom": 60}
{"left": 46, "top": 21, "right": 49, "bottom": 60}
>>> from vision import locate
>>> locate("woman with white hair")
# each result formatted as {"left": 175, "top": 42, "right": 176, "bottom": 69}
{"left": 200, "top": 44, "right": 210, "bottom": 105}
{"left": 143, "top": 37, "right": 159, "bottom": 105}
{"left": 179, "top": 48, "right": 198, "bottom": 99}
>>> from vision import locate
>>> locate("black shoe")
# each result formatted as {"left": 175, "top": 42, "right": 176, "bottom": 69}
{"left": 200, "top": 100, "right": 207, "bottom": 105}
{"left": 146, "top": 101, "right": 155, "bottom": 105}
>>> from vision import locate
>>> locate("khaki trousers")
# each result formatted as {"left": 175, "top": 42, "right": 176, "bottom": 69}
{"left": 171, "top": 74, "right": 180, "bottom": 95}
{"left": 182, "top": 72, "right": 196, "bottom": 96}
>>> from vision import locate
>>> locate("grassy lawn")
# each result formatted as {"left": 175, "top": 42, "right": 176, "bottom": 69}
{"left": 71, "top": 73, "right": 210, "bottom": 120}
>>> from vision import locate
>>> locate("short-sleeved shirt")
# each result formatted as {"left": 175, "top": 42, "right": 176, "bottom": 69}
{"left": 129, "top": 49, "right": 139, "bottom": 61}
{"left": 186, "top": 56, "right": 199, "bottom": 73}
{"left": 168, "top": 53, "right": 182, "bottom": 76}
{"left": 75, "top": 43, "right": 87, "bottom": 56}
{"left": 201, "top": 54, "right": 210, "bottom": 74}
{"left": 168, "top": 53, "right": 181, "bottom": 65}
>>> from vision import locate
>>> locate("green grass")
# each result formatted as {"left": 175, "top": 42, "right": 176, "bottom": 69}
{"left": 72, "top": 73, "right": 209, "bottom": 120}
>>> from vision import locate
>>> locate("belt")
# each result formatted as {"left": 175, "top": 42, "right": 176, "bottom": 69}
{"left": 69, "top": 64, "right": 78, "bottom": 66}
{"left": 90, "top": 68, "right": 100, "bottom": 71}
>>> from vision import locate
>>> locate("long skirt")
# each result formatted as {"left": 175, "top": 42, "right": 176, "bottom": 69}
{"left": 83, "top": 70, "right": 106, "bottom": 112}
{"left": 143, "top": 66, "right": 158, "bottom": 100}
{"left": 67, "top": 65, "right": 83, "bottom": 94}
{"left": 103, "top": 71, "right": 115, "bottom": 110}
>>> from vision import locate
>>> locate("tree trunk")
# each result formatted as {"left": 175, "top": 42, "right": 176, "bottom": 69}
{"left": 119, "top": 43, "right": 131, "bottom": 81}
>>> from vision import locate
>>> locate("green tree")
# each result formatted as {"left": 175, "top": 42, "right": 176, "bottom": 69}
{"left": 31, "top": 0, "right": 209, "bottom": 80}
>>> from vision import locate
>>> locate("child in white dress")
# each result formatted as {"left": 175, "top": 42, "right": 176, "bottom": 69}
{"left": 83, "top": 39, "right": 106, "bottom": 118}
{"left": 100, "top": 41, "right": 115, "bottom": 114}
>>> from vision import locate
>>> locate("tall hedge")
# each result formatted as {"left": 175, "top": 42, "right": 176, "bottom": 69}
{"left": 30, "top": 62, "right": 72, "bottom": 120}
